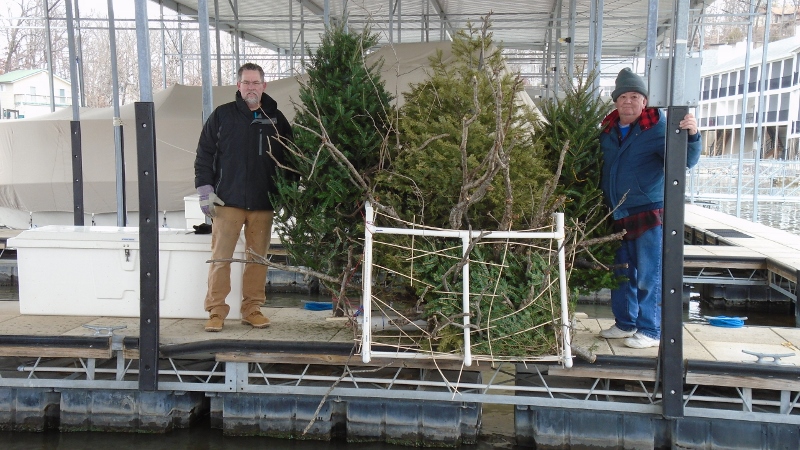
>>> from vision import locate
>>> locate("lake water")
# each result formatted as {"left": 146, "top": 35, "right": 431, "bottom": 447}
{"left": 698, "top": 199, "right": 800, "bottom": 236}
{"left": 0, "top": 429, "right": 509, "bottom": 450}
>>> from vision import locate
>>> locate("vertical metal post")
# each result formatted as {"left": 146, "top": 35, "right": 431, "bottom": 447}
{"left": 361, "top": 202, "right": 375, "bottom": 363}
{"left": 752, "top": 0, "right": 772, "bottom": 221}
{"left": 460, "top": 235, "right": 472, "bottom": 367}
{"left": 65, "top": 0, "right": 84, "bottom": 226}
{"left": 160, "top": 3, "right": 167, "bottom": 89}
{"left": 544, "top": 19, "right": 553, "bottom": 101}
{"left": 240, "top": 31, "right": 246, "bottom": 63}
{"left": 554, "top": 0, "right": 563, "bottom": 99}
{"left": 233, "top": 0, "right": 240, "bottom": 70}
{"left": 662, "top": 106, "right": 688, "bottom": 419}
{"left": 646, "top": 0, "right": 658, "bottom": 74}
{"left": 567, "top": 0, "right": 576, "bottom": 83}
{"left": 587, "top": 0, "right": 596, "bottom": 77}
{"left": 289, "top": 0, "right": 294, "bottom": 71}
{"left": 324, "top": 0, "right": 330, "bottom": 27}
{"left": 108, "top": 0, "right": 126, "bottom": 227}
{"left": 796, "top": 269, "right": 800, "bottom": 327}
{"left": 135, "top": 102, "right": 160, "bottom": 391}
{"left": 555, "top": 213, "right": 572, "bottom": 368}
{"left": 134, "top": 0, "right": 159, "bottom": 392}
{"left": 214, "top": 0, "right": 222, "bottom": 85}
{"left": 300, "top": 0, "right": 305, "bottom": 68}
{"left": 389, "top": 0, "right": 394, "bottom": 44}
{"left": 178, "top": 6, "right": 185, "bottom": 84}
{"left": 44, "top": 0, "right": 56, "bottom": 112}
{"left": 587, "top": 0, "right": 603, "bottom": 93}
{"left": 397, "top": 0, "right": 402, "bottom": 43}
{"left": 74, "top": 1, "right": 86, "bottom": 107}
{"left": 135, "top": 0, "right": 153, "bottom": 102}
{"left": 421, "top": 0, "right": 427, "bottom": 42}
{"left": 736, "top": 0, "right": 756, "bottom": 217}
{"left": 70, "top": 122, "right": 84, "bottom": 226}
{"left": 198, "top": 0, "right": 214, "bottom": 121}
{"left": 661, "top": 0, "right": 691, "bottom": 419}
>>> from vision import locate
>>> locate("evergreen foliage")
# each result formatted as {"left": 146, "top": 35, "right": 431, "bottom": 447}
{"left": 372, "top": 20, "right": 566, "bottom": 357}
{"left": 273, "top": 21, "right": 394, "bottom": 311}
{"left": 535, "top": 73, "right": 620, "bottom": 293}
{"left": 270, "top": 16, "right": 621, "bottom": 360}
{"left": 412, "top": 241, "right": 562, "bottom": 357}
{"left": 374, "top": 21, "right": 551, "bottom": 231}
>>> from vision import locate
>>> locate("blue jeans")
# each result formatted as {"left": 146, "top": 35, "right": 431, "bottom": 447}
{"left": 610, "top": 225, "right": 663, "bottom": 339}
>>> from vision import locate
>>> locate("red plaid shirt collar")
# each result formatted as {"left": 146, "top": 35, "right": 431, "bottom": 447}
{"left": 602, "top": 107, "right": 660, "bottom": 134}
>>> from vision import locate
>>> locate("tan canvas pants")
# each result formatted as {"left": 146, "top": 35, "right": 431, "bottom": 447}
{"left": 204, "top": 206, "right": 273, "bottom": 318}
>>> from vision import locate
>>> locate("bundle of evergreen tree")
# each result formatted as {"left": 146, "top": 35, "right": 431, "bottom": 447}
{"left": 273, "top": 21, "right": 394, "bottom": 315}
{"left": 269, "top": 16, "right": 621, "bottom": 359}
{"left": 372, "top": 20, "right": 566, "bottom": 357}
{"left": 534, "top": 73, "right": 621, "bottom": 295}
{"left": 376, "top": 25, "right": 550, "bottom": 231}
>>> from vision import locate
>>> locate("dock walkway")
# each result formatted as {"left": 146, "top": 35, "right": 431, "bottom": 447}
{"left": 0, "top": 298, "right": 797, "bottom": 365}
{"left": 0, "top": 206, "right": 799, "bottom": 447}
{"left": 683, "top": 204, "right": 800, "bottom": 310}
{"left": 684, "top": 203, "right": 800, "bottom": 267}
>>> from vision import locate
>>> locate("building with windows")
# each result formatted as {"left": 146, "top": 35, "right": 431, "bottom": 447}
{"left": 698, "top": 30, "right": 800, "bottom": 160}
{"left": 0, "top": 69, "right": 71, "bottom": 119}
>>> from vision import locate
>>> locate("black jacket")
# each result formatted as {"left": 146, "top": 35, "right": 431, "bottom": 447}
{"left": 194, "top": 91, "right": 294, "bottom": 211}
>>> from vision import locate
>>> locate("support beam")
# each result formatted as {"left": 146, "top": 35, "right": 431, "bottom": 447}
{"left": 134, "top": 102, "right": 160, "bottom": 392}
{"left": 64, "top": 0, "right": 84, "bottom": 226}
{"left": 752, "top": 0, "right": 773, "bottom": 221}
{"left": 661, "top": 0, "right": 691, "bottom": 419}
{"left": 198, "top": 0, "right": 214, "bottom": 121}
{"left": 108, "top": 0, "right": 127, "bottom": 227}
{"left": 134, "top": 0, "right": 159, "bottom": 392}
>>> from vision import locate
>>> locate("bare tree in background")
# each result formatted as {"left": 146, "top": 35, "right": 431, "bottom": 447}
{"left": 704, "top": 0, "right": 799, "bottom": 47}
{"left": 1, "top": 0, "right": 69, "bottom": 75}
{"left": 0, "top": 2, "right": 290, "bottom": 108}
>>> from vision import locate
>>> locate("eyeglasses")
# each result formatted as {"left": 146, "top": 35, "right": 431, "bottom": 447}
{"left": 239, "top": 81, "right": 263, "bottom": 87}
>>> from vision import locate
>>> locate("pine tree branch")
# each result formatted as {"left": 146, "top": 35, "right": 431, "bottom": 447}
{"left": 207, "top": 250, "right": 350, "bottom": 288}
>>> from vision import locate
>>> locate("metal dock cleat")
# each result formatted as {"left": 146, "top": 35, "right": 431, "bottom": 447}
{"left": 82, "top": 324, "right": 127, "bottom": 337}
{"left": 742, "top": 349, "right": 795, "bottom": 365}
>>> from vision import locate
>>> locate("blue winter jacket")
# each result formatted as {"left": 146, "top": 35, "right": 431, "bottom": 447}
{"left": 599, "top": 108, "right": 701, "bottom": 221}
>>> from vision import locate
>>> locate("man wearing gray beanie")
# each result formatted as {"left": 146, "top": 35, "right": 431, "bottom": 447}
{"left": 598, "top": 68, "right": 702, "bottom": 348}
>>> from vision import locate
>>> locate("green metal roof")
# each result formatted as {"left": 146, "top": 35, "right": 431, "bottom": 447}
{"left": 0, "top": 69, "right": 45, "bottom": 83}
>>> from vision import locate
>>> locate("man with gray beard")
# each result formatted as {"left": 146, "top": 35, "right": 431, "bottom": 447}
{"left": 194, "top": 63, "right": 294, "bottom": 332}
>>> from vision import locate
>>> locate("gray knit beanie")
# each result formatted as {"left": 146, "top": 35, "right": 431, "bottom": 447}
{"left": 611, "top": 68, "right": 648, "bottom": 101}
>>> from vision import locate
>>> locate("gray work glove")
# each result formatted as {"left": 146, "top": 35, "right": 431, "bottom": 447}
{"left": 197, "top": 185, "right": 225, "bottom": 218}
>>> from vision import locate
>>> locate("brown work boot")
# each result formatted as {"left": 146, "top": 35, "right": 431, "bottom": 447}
{"left": 241, "top": 311, "right": 270, "bottom": 328}
{"left": 205, "top": 314, "right": 224, "bottom": 332}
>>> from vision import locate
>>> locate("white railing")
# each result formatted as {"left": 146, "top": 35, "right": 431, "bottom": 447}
{"left": 689, "top": 157, "right": 800, "bottom": 202}
{"left": 360, "top": 202, "right": 572, "bottom": 368}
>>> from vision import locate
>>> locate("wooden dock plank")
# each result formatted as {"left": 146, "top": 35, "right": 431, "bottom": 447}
{"left": 0, "top": 346, "right": 111, "bottom": 359}
{"left": 548, "top": 366, "right": 656, "bottom": 381}
{"left": 684, "top": 372, "right": 800, "bottom": 391}
{"left": 215, "top": 352, "right": 483, "bottom": 371}
{"left": 684, "top": 205, "right": 800, "bottom": 286}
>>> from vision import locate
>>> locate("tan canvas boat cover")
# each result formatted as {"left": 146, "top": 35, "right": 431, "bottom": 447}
{"left": 0, "top": 42, "right": 535, "bottom": 221}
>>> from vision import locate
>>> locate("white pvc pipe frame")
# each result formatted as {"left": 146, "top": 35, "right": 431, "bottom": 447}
{"left": 361, "top": 202, "right": 573, "bottom": 368}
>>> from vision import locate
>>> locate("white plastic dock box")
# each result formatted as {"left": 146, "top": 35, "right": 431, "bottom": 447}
{"left": 8, "top": 226, "right": 246, "bottom": 319}
{"left": 184, "top": 194, "right": 205, "bottom": 230}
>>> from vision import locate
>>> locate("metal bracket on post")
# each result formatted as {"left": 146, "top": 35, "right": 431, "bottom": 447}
{"left": 135, "top": 102, "right": 160, "bottom": 391}
{"left": 225, "top": 361, "right": 249, "bottom": 392}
